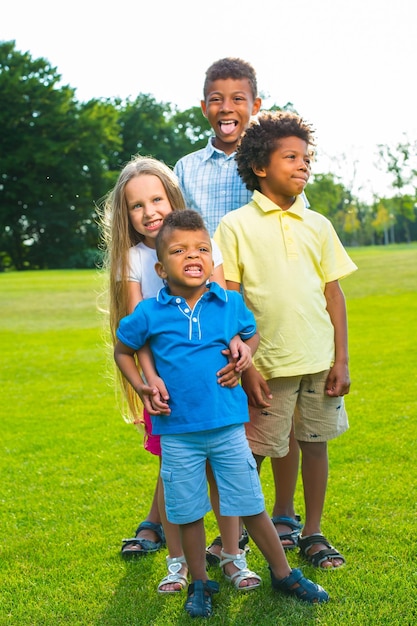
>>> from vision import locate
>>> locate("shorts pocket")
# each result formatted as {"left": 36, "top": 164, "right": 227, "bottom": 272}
{"left": 247, "top": 454, "right": 261, "bottom": 495}
{"left": 160, "top": 468, "right": 176, "bottom": 506}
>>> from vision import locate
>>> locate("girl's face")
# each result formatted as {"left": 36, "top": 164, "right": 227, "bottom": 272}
{"left": 125, "top": 174, "right": 173, "bottom": 248}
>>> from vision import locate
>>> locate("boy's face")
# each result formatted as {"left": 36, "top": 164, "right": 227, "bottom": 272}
{"left": 201, "top": 78, "right": 261, "bottom": 155}
{"left": 253, "top": 136, "right": 312, "bottom": 204}
{"left": 155, "top": 228, "right": 214, "bottom": 296}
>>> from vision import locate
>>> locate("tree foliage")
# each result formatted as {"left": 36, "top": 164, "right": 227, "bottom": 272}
{"left": 1, "top": 41, "right": 416, "bottom": 270}
{"left": 0, "top": 41, "right": 120, "bottom": 269}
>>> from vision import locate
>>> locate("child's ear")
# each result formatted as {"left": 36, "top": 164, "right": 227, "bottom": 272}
{"left": 251, "top": 97, "right": 262, "bottom": 116}
{"left": 155, "top": 261, "right": 167, "bottom": 279}
{"left": 200, "top": 100, "right": 208, "bottom": 118}
{"left": 252, "top": 163, "right": 266, "bottom": 178}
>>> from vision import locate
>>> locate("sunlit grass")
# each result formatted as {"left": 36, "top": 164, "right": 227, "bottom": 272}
{"left": 0, "top": 245, "right": 416, "bottom": 625}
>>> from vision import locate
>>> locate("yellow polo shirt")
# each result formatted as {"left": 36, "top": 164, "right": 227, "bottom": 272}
{"left": 214, "top": 190, "right": 358, "bottom": 379}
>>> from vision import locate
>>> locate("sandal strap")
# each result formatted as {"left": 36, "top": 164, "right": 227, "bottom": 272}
{"left": 219, "top": 549, "right": 248, "bottom": 568}
{"left": 271, "top": 515, "right": 302, "bottom": 532}
{"left": 121, "top": 537, "right": 157, "bottom": 548}
{"left": 166, "top": 555, "right": 187, "bottom": 568}
{"left": 185, "top": 579, "right": 219, "bottom": 618}
{"left": 269, "top": 567, "right": 329, "bottom": 604}
{"left": 299, "top": 534, "right": 345, "bottom": 568}
{"left": 135, "top": 521, "right": 166, "bottom": 544}
{"left": 219, "top": 550, "right": 261, "bottom": 589}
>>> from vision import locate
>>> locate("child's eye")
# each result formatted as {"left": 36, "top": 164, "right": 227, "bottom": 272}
{"left": 199, "top": 247, "right": 210, "bottom": 253}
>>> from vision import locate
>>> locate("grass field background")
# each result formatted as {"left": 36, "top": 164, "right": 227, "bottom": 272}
{"left": 0, "top": 244, "right": 416, "bottom": 625}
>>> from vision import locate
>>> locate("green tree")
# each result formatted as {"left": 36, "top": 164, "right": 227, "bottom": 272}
{"left": 0, "top": 41, "right": 120, "bottom": 269}
{"left": 378, "top": 139, "right": 417, "bottom": 242}
{"left": 112, "top": 96, "right": 211, "bottom": 172}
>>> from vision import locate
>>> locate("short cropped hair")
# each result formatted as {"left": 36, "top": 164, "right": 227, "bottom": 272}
{"left": 155, "top": 210, "right": 210, "bottom": 260}
{"left": 236, "top": 111, "right": 315, "bottom": 192}
{"left": 203, "top": 57, "right": 257, "bottom": 100}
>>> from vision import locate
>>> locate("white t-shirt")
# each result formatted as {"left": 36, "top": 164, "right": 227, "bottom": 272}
{"left": 128, "top": 239, "right": 223, "bottom": 300}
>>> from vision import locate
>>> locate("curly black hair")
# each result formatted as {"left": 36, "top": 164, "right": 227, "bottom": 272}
{"left": 203, "top": 57, "right": 257, "bottom": 100}
{"left": 155, "top": 209, "right": 209, "bottom": 260}
{"left": 236, "top": 111, "right": 315, "bottom": 192}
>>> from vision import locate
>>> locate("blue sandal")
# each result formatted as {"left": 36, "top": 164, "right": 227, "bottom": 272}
{"left": 271, "top": 515, "right": 302, "bottom": 550}
{"left": 184, "top": 579, "right": 219, "bottom": 618}
{"left": 121, "top": 521, "right": 165, "bottom": 558}
{"left": 269, "top": 567, "right": 329, "bottom": 604}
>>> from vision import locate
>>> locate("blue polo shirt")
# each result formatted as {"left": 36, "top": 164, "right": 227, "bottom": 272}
{"left": 116, "top": 282, "right": 256, "bottom": 435}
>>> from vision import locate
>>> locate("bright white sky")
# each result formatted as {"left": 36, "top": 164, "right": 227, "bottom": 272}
{"left": 3, "top": 0, "right": 416, "bottom": 201}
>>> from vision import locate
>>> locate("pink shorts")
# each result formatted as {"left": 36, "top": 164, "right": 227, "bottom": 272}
{"left": 143, "top": 408, "right": 162, "bottom": 456}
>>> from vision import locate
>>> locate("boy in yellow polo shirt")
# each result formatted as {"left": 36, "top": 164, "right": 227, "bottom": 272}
{"left": 214, "top": 110, "right": 357, "bottom": 570}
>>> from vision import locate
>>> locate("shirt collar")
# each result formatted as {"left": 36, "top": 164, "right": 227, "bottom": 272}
{"left": 252, "top": 189, "right": 306, "bottom": 219}
{"left": 201, "top": 137, "right": 237, "bottom": 163}
{"left": 157, "top": 281, "right": 228, "bottom": 304}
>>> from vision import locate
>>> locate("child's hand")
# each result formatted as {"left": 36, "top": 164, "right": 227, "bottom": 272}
{"left": 241, "top": 365, "right": 272, "bottom": 408}
{"left": 139, "top": 386, "right": 171, "bottom": 415}
{"left": 217, "top": 336, "right": 254, "bottom": 388}
{"left": 137, "top": 375, "right": 171, "bottom": 415}
{"left": 228, "top": 336, "right": 253, "bottom": 373}
{"left": 325, "top": 362, "right": 351, "bottom": 397}
{"left": 217, "top": 354, "right": 240, "bottom": 388}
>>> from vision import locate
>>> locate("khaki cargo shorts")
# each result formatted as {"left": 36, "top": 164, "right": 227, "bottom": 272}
{"left": 245, "top": 370, "right": 349, "bottom": 458}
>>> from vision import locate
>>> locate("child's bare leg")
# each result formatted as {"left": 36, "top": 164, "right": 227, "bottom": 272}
{"left": 157, "top": 472, "right": 188, "bottom": 591}
{"left": 121, "top": 475, "right": 162, "bottom": 556}
{"left": 206, "top": 462, "right": 240, "bottom": 556}
{"left": 271, "top": 427, "right": 300, "bottom": 517}
{"left": 270, "top": 425, "right": 301, "bottom": 546}
{"left": 243, "top": 511, "right": 292, "bottom": 580}
{"left": 207, "top": 464, "right": 260, "bottom": 588}
{"left": 179, "top": 519, "right": 207, "bottom": 582}
{"left": 299, "top": 441, "right": 344, "bottom": 568}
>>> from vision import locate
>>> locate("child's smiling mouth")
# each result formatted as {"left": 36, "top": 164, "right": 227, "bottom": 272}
{"left": 145, "top": 219, "right": 163, "bottom": 231}
{"left": 219, "top": 120, "right": 237, "bottom": 135}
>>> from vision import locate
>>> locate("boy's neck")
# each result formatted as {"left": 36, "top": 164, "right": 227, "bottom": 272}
{"left": 260, "top": 189, "right": 297, "bottom": 211}
{"left": 212, "top": 136, "right": 238, "bottom": 156}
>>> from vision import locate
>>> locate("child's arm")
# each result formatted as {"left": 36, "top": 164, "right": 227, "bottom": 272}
{"left": 136, "top": 345, "right": 170, "bottom": 414}
{"left": 218, "top": 331, "right": 260, "bottom": 386}
{"left": 225, "top": 280, "right": 273, "bottom": 406}
{"left": 114, "top": 341, "right": 169, "bottom": 414}
{"left": 212, "top": 268, "right": 250, "bottom": 387}
{"left": 324, "top": 280, "right": 351, "bottom": 397}
{"left": 127, "top": 281, "right": 170, "bottom": 413}
{"left": 217, "top": 335, "right": 253, "bottom": 387}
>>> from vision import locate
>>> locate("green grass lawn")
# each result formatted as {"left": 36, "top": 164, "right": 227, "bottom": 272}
{"left": 1, "top": 244, "right": 416, "bottom": 625}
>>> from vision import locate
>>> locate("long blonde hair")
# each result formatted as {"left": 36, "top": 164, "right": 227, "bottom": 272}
{"left": 100, "top": 155, "right": 186, "bottom": 422}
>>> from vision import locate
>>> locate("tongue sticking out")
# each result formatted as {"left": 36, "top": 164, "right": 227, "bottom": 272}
{"left": 220, "top": 121, "right": 236, "bottom": 135}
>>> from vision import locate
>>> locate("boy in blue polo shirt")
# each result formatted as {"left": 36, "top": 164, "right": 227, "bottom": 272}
{"left": 114, "top": 210, "right": 328, "bottom": 618}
